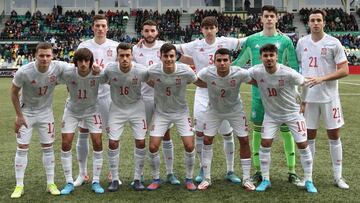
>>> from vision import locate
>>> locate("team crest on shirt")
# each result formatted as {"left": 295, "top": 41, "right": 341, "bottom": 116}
{"left": 321, "top": 48, "right": 327, "bottom": 56}
{"left": 278, "top": 79, "right": 284, "bottom": 87}
{"left": 31, "top": 80, "right": 36, "bottom": 84}
{"left": 176, "top": 77, "right": 181, "bottom": 86}
{"left": 304, "top": 48, "right": 308, "bottom": 52}
{"left": 274, "top": 42, "right": 281, "bottom": 49}
{"left": 71, "top": 80, "right": 76, "bottom": 85}
{"left": 132, "top": 77, "right": 138, "bottom": 85}
{"left": 230, "top": 79, "right": 236, "bottom": 87}
{"left": 49, "top": 75, "right": 56, "bottom": 83}
{"left": 211, "top": 81, "right": 216, "bottom": 85}
{"left": 156, "top": 78, "right": 161, "bottom": 83}
{"left": 112, "top": 77, "right": 117, "bottom": 82}
{"left": 260, "top": 78, "right": 265, "bottom": 83}
{"left": 90, "top": 79, "right": 96, "bottom": 87}
{"left": 199, "top": 48, "right": 205, "bottom": 52}
{"left": 107, "top": 49, "right": 113, "bottom": 57}
{"left": 139, "top": 53, "right": 144, "bottom": 57}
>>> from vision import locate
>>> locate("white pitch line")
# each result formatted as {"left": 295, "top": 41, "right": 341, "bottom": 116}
{"left": 340, "top": 81, "right": 360, "bottom": 86}
{"left": 340, "top": 93, "right": 360, "bottom": 96}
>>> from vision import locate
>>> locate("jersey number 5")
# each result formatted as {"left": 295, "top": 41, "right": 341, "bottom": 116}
{"left": 166, "top": 87, "right": 171, "bottom": 96}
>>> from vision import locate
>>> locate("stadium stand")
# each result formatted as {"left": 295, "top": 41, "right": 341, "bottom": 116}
{"left": 0, "top": 7, "right": 359, "bottom": 69}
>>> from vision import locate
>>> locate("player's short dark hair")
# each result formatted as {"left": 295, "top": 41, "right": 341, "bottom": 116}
{"left": 36, "top": 42, "right": 53, "bottom": 53}
{"left": 73, "top": 48, "right": 94, "bottom": 68}
{"left": 160, "top": 43, "right": 176, "bottom": 55}
{"left": 262, "top": 5, "right": 278, "bottom": 15}
{"left": 260, "top": 44, "right": 278, "bottom": 54}
{"left": 92, "top": 15, "right": 108, "bottom": 26}
{"left": 309, "top": 9, "right": 326, "bottom": 21}
{"left": 201, "top": 16, "right": 218, "bottom": 28}
{"left": 214, "top": 48, "right": 231, "bottom": 60}
{"left": 142, "top": 20, "right": 158, "bottom": 30}
{"left": 116, "top": 43, "right": 132, "bottom": 54}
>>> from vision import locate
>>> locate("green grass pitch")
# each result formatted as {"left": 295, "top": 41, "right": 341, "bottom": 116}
{"left": 0, "top": 76, "right": 359, "bottom": 202}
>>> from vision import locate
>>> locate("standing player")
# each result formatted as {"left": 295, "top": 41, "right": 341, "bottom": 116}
{"left": 196, "top": 48, "right": 255, "bottom": 191}
{"left": 10, "top": 42, "right": 69, "bottom": 198}
{"left": 248, "top": 44, "right": 317, "bottom": 193}
{"left": 146, "top": 43, "right": 201, "bottom": 191}
{"left": 233, "top": 5, "right": 301, "bottom": 184}
{"left": 176, "top": 16, "right": 246, "bottom": 183}
{"left": 59, "top": 48, "right": 107, "bottom": 195}
{"left": 133, "top": 20, "right": 193, "bottom": 184}
{"left": 105, "top": 43, "right": 148, "bottom": 191}
{"left": 296, "top": 9, "right": 349, "bottom": 189}
{"left": 74, "top": 15, "right": 119, "bottom": 186}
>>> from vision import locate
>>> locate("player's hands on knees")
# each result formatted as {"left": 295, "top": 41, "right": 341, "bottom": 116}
{"left": 305, "top": 76, "right": 323, "bottom": 87}
{"left": 91, "top": 63, "right": 101, "bottom": 75}
{"left": 14, "top": 115, "right": 28, "bottom": 133}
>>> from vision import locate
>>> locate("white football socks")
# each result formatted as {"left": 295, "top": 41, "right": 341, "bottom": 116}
{"left": 76, "top": 132, "right": 89, "bottom": 177}
{"left": 15, "top": 147, "right": 28, "bottom": 187}
{"left": 42, "top": 146, "right": 55, "bottom": 184}
{"left": 223, "top": 133, "right": 235, "bottom": 172}
{"left": 162, "top": 140, "right": 174, "bottom": 175}
{"left": 259, "top": 146, "right": 271, "bottom": 181}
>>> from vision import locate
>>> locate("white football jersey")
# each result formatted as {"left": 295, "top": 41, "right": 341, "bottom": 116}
{"left": 133, "top": 40, "right": 164, "bottom": 100}
{"left": 197, "top": 65, "right": 251, "bottom": 114}
{"left": 77, "top": 38, "right": 119, "bottom": 98}
{"left": 296, "top": 34, "right": 348, "bottom": 103}
{"left": 12, "top": 61, "right": 72, "bottom": 116}
{"left": 149, "top": 63, "right": 197, "bottom": 116}
{"left": 248, "top": 63, "right": 305, "bottom": 120}
{"left": 176, "top": 36, "right": 245, "bottom": 96}
{"left": 105, "top": 62, "right": 149, "bottom": 108}
{"left": 60, "top": 68, "right": 107, "bottom": 117}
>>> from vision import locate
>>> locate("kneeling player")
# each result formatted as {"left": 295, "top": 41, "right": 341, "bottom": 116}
{"left": 59, "top": 48, "right": 107, "bottom": 195}
{"left": 248, "top": 44, "right": 317, "bottom": 193}
{"left": 195, "top": 48, "right": 255, "bottom": 191}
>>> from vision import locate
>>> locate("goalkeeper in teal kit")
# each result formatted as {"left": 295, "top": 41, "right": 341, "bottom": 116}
{"left": 233, "top": 5, "right": 301, "bottom": 185}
